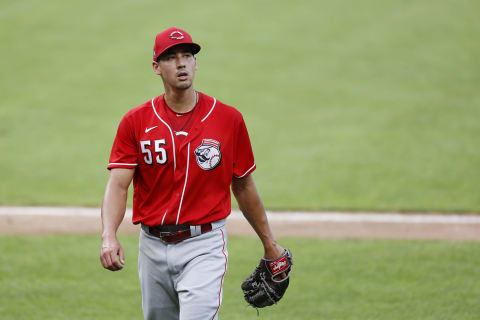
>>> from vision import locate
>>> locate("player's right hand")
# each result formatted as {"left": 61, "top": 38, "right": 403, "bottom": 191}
{"left": 100, "top": 236, "right": 125, "bottom": 271}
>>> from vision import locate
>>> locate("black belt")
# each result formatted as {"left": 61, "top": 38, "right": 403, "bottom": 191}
{"left": 142, "top": 223, "right": 213, "bottom": 243}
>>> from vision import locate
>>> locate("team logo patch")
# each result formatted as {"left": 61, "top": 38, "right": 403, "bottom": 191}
{"left": 169, "top": 31, "right": 184, "bottom": 40}
{"left": 194, "top": 139, "right": 221, "bottom": 170}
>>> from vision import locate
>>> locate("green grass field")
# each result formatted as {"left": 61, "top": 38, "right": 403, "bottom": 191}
{"left": 0, "top": 235, "right": 479, "bottom": 319}
{"left": 0, "top": 0, "right": 479, "bottom": 212}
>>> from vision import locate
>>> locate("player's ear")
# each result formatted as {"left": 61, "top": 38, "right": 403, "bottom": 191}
{"left": 194, "top": 56, "right": 198, "bottom": 70}
{"left": 152, "top": 61, "right": 162, "bottom": 75}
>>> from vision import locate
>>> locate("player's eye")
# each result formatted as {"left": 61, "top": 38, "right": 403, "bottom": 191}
{"left": 160, "top": 55, "right": 175, "bottom": 61}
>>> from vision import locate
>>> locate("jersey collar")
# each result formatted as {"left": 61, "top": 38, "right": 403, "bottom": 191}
{"left": 153, "top": 92, "right": 214, "bottom": 124}
{"left": 151, "top": 92, "right": 217, "bottom": 149}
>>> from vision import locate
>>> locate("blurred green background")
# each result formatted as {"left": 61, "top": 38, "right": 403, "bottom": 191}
{"left": 1, "top": 0, "right": 479, "bottom": 212}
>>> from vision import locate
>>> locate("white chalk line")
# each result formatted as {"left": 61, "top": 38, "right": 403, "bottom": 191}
{"left": 0, "top": 206, "right": 479, "bottom": 225}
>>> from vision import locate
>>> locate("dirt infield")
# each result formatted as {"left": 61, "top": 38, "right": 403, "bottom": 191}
{"left": 1, "top": 207, "right": 479, "bottom": 241}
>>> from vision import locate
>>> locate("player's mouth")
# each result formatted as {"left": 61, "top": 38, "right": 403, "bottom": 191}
{"left": 177, "top": 71, "right": 189, "bottom": 81}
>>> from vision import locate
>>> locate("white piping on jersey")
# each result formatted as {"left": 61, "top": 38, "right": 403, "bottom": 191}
{"left": 175, "top": 131, "right": 188, "bottom": 136}
{"left": 151, "top": 98, "right": 176, "bottom": 171}
{"left": 160, "top": 209, "right": 168, "bottom": 225}
{"left": 176, "top": 142, "right": 190, "bottom": 225}
{"left": 108, "top": 163, "right": 138, "bottom": 166}
{"left": 235, "top": 163, "right": 256, "bottom": 178}
{"left": 201, "top": 98, "right": 217, "bottom": 122}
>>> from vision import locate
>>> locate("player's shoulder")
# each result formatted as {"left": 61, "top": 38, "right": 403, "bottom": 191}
{"left": 122, "top": 99, "right": 154, "bottom": 119}
{"left": 199, "top": 92, "right": 244, "bottom": 121}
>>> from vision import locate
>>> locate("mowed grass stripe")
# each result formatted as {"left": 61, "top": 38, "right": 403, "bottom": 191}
{"left": 0, "top": 235, "right": 479, "bottom": 319}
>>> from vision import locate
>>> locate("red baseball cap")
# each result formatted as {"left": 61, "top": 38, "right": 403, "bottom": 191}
{"left": 153, "top": 27, "right": 201, "bottom": 61}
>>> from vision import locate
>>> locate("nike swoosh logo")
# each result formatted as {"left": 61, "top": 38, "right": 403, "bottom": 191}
{"left": 145, "top": 126, "right": 158, "bottom": 133}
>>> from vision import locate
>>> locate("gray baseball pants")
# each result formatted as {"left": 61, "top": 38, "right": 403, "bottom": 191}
{"left": 138, "top": 220, "right": 228, "bottom": 320}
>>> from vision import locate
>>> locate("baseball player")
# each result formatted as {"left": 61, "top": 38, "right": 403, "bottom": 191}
{"left": 99, "top": 27, "right": 287, "bottom": 320}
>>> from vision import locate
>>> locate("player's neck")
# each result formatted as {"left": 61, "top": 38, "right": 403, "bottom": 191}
{"left": 164, "top": 88, "right": 197, "bottom": 113}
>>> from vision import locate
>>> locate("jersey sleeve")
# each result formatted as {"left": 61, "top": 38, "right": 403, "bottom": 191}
{"left": 107, "top": 114, "right": 138, "bottom": 170}
{"left": 233, "top": 115, "right": 256, "bottom": 178}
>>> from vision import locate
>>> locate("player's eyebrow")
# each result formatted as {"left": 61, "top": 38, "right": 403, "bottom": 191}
{"left": 158, "top": 49, "right": 193, "bottom": 61}
{"left": 168, "top": 45, "right": 195, "bottom": 55}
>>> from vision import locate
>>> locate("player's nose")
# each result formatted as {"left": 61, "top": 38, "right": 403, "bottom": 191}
{"left": 176, "top": 56, "right": 186, "bottom": 68}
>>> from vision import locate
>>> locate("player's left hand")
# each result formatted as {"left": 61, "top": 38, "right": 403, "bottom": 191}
{"left": 264, "top": 243, "right": 288, "bottom": 280}
{"left": 263, "top": 242, "right": 284, "bottom": 260}
{"left": 241, "top": 248, "right": 293, "bottom": 308}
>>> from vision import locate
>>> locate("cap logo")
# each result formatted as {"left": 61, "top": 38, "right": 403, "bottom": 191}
{"left": 169, "top": 31, "right": 184, "bottom": 40}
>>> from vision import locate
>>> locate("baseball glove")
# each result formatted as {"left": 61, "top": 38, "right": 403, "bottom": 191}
{"left": 241, "top": 248, "right": 293, "bottom": 308}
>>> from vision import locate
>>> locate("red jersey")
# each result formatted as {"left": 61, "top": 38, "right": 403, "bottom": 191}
{"left": 107, "top": 92, "right": 256, "bottom": 226}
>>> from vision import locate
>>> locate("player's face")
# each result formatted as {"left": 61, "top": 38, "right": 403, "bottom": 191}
{"left": 153, "top": 45, "right": 198, "bottom": 90}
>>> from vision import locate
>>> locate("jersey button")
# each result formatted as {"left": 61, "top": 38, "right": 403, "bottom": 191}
{"left": 176, "top": 193, "right": 180, "bottom": 197}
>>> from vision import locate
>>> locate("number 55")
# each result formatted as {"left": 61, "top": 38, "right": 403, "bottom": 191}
{"left": 140, "top": 139, "right": 167, "bottom": 165}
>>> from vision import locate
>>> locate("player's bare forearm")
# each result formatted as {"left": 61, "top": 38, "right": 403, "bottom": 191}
{"left": 101, "top": 168, "right": 133, "bottom": 238}
{"left": 231, "top": 175, "right": 284, "bottom": 259}
{"left": 100, "top": 168, "right": 134, "bottom": 271}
